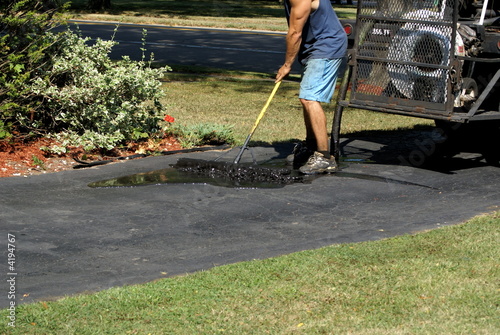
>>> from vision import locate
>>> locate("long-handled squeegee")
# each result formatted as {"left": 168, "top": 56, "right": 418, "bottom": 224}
{"left": 233, "top": 80, "right": 282, "bottom": 164}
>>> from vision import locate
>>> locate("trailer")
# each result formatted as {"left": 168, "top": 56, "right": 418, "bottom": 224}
{"left": 333, "top": 0, "right": 500, "bottom": 165}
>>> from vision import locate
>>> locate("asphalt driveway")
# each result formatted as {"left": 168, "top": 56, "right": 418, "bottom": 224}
{"left": 1, "top": 134, "right": 499, "bottom": 308}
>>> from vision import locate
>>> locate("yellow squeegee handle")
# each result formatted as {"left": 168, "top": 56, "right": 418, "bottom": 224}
{"left": 233, "top": 81, "right": 282, "bottom": 164}
{"left": 248, "top": 80, "right": 282, "bottom": 135}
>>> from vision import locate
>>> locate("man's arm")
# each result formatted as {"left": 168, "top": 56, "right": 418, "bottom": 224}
{"left": 275, "top": 0, "right": 311, "bottom": 83}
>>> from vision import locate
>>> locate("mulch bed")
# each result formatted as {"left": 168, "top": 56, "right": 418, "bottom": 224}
{"left": 0, "top": 137, "right": 183, "bottom": 178}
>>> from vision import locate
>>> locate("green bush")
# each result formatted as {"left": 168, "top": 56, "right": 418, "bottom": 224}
{"left": 1, "top": 1, "right": 235, "bottom": 152}
{"left": 0, "top": 0, "right": 67, "bottom": 137}
{"left": 0, "top": 120, "right": 12, "bottom": 140}
{"left": 1, "top": 1, "right": 172, "bottom": 151}
{"left": 28, "top": 30, "right": 170, "bottom": 152}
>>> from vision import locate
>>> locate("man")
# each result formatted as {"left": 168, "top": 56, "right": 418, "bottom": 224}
{"left": 276, "top": 0, "right": 347, "bottom": 174}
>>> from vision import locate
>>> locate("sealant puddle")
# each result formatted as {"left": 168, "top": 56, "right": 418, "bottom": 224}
{"left": 88, "top": 158, "right": 433, "bottom": 189}
{"left": 88, "top": 166, "right": 316, "bottom": 189}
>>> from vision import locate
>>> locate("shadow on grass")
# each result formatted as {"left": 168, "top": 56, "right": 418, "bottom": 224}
{"left": 69, "top": 0, "right": 286, "bottom": 18}
{"left": 69, "top": 0, "right": 357, "bottom": 20}
{"left": 163, "top": 64, "right": 284, "bottom": 84}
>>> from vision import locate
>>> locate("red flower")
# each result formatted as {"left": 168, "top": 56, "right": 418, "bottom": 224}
{"left": 164, "top": 115, "right": 175, "bottom": 123}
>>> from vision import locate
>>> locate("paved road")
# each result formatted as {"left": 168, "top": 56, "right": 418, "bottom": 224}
{"left": 61, "top": 20, "right": 289, "bottom": 73}
{"left": 1, "top": 135, "right": 499, "bottom": 307}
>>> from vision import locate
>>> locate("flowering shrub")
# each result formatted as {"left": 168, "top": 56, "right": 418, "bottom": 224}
{"left": 1, "top": 2, "right": 235, "bottom": 151}
{"left": 24, "top": 30, "right": 171, "bottom": 152}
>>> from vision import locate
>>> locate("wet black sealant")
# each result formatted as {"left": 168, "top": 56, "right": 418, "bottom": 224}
{"left": 88, "top": 158, "right": 435, "bottom": 189}
{"left": 89, "top": 158, "right": 316, "bottom": 189}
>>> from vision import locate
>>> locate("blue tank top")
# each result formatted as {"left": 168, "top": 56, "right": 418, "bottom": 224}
{"left": 285, "top": 0, "right": 347, "bottom": 64}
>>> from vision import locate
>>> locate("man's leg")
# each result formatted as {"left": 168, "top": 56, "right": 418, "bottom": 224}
{"left": 301, "top": 99, "right": 330, "bottom": 157}
{"left": 298, "top": 98, "right": 337, "bottom": 174}
{"left": 294, "top": 58, "right": 342, "bottom": 173}
{"left": 298, "top": 58, "right": 342, "bottom": 155}
{"left": 286, "top": 99, "right": 323, "bottom": 168}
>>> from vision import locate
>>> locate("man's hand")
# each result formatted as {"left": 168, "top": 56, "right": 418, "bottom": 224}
{"left": 275, "top": 63, "right": 292, "bottom": 83}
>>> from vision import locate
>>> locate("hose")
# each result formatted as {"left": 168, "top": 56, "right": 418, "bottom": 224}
{"left": 72, "top": 144, "right": 231, "bottom": 169}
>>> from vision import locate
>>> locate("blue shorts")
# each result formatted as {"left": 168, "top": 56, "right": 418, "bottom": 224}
{"left": 299, "top": 58, "right": 344, "bottom": 103}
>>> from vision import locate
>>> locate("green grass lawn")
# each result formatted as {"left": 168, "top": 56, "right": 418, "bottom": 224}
{"left": 2, "top": 212, "right": 498, "bottom": 334}
{"left": 160, "top": 67, "right": 433, "bottom": 146}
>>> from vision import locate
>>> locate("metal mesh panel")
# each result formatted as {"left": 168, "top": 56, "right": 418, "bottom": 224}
{"left": 351, "top": 0, "right": 458, "bottom": 113}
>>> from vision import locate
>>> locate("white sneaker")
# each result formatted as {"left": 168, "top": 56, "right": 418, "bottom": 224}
{"left": 299, "top": 152, "right": 338, "bottom": 175}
